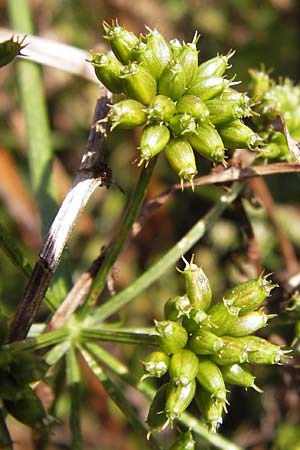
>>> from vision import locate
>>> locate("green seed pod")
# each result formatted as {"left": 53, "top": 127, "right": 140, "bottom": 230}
{"left": 169, "top": 349, "right": 200, "bottom": 386}
{"left": 188, "top": 329, "right": 224, "bottom": 355}
{"left": 169, "top": 113, "right": 197, "bottom": 137}
{"left": 165, "top": 379, "right": 196, "bottom": 421}
{"left": 176, "top": 95, "right": 210, "bottom": 122}
{"left": 164, "top": 138, "right": 197, "bottom": 188}
{"left": 176, "top": 34, "right": 199, "bottom": 86}
{"left": 155, "top": 320, "right": 188, "bottom": 355}
{"left": 228, "top": 308, "right": 276, "bottom": 337}
{"left": 3, "top": 386, "right": 48, "bottom": 429}
{"left": 195, "top": 386, "right": 225, "bottom": 433}
{"left": 158, "top": 59, "right": 187, "bottom": 101}
{"left": 218, "top": 119, "right": 262, "bottom": 150}
{"left": 196, "top": 357, "right": 227, "bottom": 401}
{"left": 188, "top": 123, "right": 226, "bottom": 164}
{"left": 91, "top": 51, "right": 124, "bottom": 93}
{"left": 186, "top": 76, "right": 232, "bottom": 101}
{"left": 210, "top": 336, "right": 249, "bottom": 366}
{"left": 169, "top": 39, "right": 182, "bottom": 59}
{"left": 108, "top": 99, "right": 147, "bottom": 130}
{"left": 138, "top": 124, "right": 170, "bottom": 165}
{"left": 223, "top": 275, "right": 276, "bottom": 315}
{"left": 0, "top": 407, "right": 12, "bottom": 450}
{"left": 169, "top": 430, "right": 195, "bottom": 450}
{"left": 207, "top": 300, "right": 240, "bottom": 336}
{"left": 220, "top": 364, "right": 262, "bottom": 392}
{"left": 221, "top": 89, "right": 251, "bottom": 105}
{"left": 206, "top": 97, "right": 253, "bottom": 126}
{"left": 196, "top": 50, "right": 235, "bottom": 78}
{"left": 164, "top": 295, "right": 192, "bottom": 321}
{"left": 0, "top": 35, "right": 27, "bottom": 68}
{"left": 144, "top": 95, "right": 176, "bottom": 123}
{"left": 120, "top": 61, "right": 157, "bottom": 105}
{"left": 102, "top": 20, "right": 138, "bottom": 64}
{"left": 248, "top": 68, "right": 271, "bottom": 100}
{"left": 146, "top": 383, "right": 169, "bottom": 433}
{"left": 144, "top": 27, "right": 172, "bottom": 75}
{"left": 237, "top": 336, "right": 287, "bottom": 365}
{"left": 141, "top": 351, "right": 170, "bottom": 380}
{"left": 0, "top": 310, "right": 8, "bottom": 345}
{"left": 130, "top": 39, "right": 162, "bottom": 80}
{"left": 182, "top": 309, "right": 208, "bottom": 333}
{"left": 180, "top": 257, "right": 212, "bottom": 311}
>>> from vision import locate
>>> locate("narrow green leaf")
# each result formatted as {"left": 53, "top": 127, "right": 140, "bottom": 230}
{"left": 66, "top": 346, "right": 82, "bottom": 450}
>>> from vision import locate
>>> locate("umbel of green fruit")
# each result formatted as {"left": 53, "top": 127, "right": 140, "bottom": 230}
{"left": 91, "top": 21, "right": 262, "bottom": 187}
{"left": 143, "top": 256, "right": 287, "bottom": 435}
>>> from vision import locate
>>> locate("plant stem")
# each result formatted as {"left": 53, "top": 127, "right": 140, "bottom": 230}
{"left": 83, "top": 156, "right": 158, "bottom": 310}
{"left": 91, "top": 182, "right": 244, "bottom": 323}
{"left": 80, "top": 327, "right": 157, "bottom": 346}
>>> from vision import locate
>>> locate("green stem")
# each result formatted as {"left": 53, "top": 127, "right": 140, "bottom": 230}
{"left": 3, "top": 328, "right": 68, "bottom": 352}
{"left": 66, "top": 346, "right": 82, "bottom": 450}
{"left": 91, "top": 182, "right": 244, "bottom": 323}
{"left": 80, "top": 327, "right": 157, "bottom": 346}
{"left": 0, "top": 221, "right": 59, "bottom": 311}
{"left": 83, "top": 156, "right": 158, "bottom": 310}
{"left": 7, "top": 0, "right": 71, "bottom": 298}
{"left": 84, "top": 343, "right": 242, "bottom": 450}
{"left": 80, "top": 344, "right": 163, "bottom": 450}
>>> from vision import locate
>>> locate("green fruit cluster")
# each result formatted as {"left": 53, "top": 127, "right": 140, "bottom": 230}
{"left": 249, "top": 69, "right": 300, "bottom": 160}
{"left": 91, "top": 20, "right": 261, "bottom": 187}
{"left": 144, "top": 257, "right": 287, "bottom": 434}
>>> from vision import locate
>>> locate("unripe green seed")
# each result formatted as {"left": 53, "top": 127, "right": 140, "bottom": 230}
{"left": 164, "top": 295, "right": 192, "bottom": 321}
{"left": 176, "top": 95, "right": 210, "bottom": 122}
{"left": 196, "top": 357, "right": 227, "bottom": 401}
{"left": 221, "top": 89, "right": 251, "bottom": 105}
{"left": 0, "top": 35, "right": 27, "bottom": 68}
{"left": 144, "top": 95, "right": 176, "bottom": 123}
{"left": 195, "top": 386, "right": 225, "bottom": 433}
{"left": 188, "top": 329, "right": 224, "bottom": 355}
{"left": 248, "top": 68, "right": 271, "bottom": 99}
{"left": 108, "top": 99, "right": 147, "bottom": 130}
{"left": 146, "top": 383, "right": 169, "bottom": 433}
{"left": 169, "top": 39, "right": 182, "bottom": 58}
{"left": 141, "top": 351, "right": 170, "bottom": 380}
{"left": 169, "top": 349, "right": 200, "bottom": 386}
{"left": 177, "top": 35, "right": 199, "bottom": 86}
{"left": 169, "top": 430, "right": 195, "bottom": 450}
{"left": 155, "top": 320, "right": 188, "bottom": 355}
{"left": 229, "top": 308, "right": 275, "bottom": 337}
{"left": 102, "top": 20, "right": 138, "bottom": 64}
{"left": 206, "top": 97, "right": 253, "bottom": 126}
{"left": 138, "top": 124, "right": 170, "bottom": 165}
{"left": 145, "top": 27, "right": 172, "bottom": 74}
{"left": 165, "top": 379, "right": 196, "bottom": 421}
{"left": 169, "top": 113, "right": 197, "bottom": 137}
{"left": 206, "top": 300, "right": 240, "bottom": 336}
{"left": 220, "top": 364, "right": 262, "bottom": 392}
{"left": 210, "top": 336, "right": 249, "bottom": 366}
{"left": 91, "top": 51, "right": 124, "bottom": 93}
{"left": 182, "top": 309, "right": 208, "bottom": 333}
{"left": 237, "top": 336, "right": 287, "bottom": 365}
{"left": 120, "top": 61, "right": 157, "bottom": 105}
{"left": 131, "top": 39, "right": 162, "bottom": 80}
{"left": 3, "top": 386, "right": 49, "bottom": 428}
{"left": 186, "top": 76, "right": 231, "bottom": 101}
{"left": 158, "top": 59, "right": 187, "bottom": 101}
{"left": 217, "top": 119, "right": 263, "bottom": 150}
{"left": 223, "top": 275, "right": 276, "bottom": 315}
{"left": 180, "top": 257, "right": 212, "bottom": 311}
{"left": 164, "top": 138, "right": 197, "bottom": 188}
{"left": 188, "top": 123, "right": 226, "bottom": 164}
{"left": 196, "top": 50, "right": 235, "bottom": 78}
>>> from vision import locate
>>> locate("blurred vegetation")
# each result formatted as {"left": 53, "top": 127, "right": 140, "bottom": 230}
{"left": 0, "top": 0, "right": 300, "bottom": 449}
